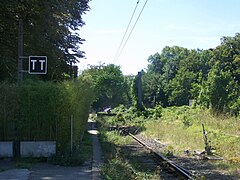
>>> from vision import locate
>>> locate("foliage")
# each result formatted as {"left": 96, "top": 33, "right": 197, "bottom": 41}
{"left": 98, "top": 105, "right": 240, "bottom": 177}
{"left": 0, "top": 75, "right": 94, "bottom": 154}
{"left": 97, "top": 105, "right": 162, "bottom": 131}
{"left": 83, "top": 63, "right": 132, "bottom": 111}
{"left": 143, "top": 106, "right": 240, "bottom": 163}
{"left": 144, "top": 33, "right": 240, "bottom": 116}
{"left": 0, "top": 82, "right": 19, "bottom": 140}
{"left": 101, "top": 158, "right": 135, "bottom": 180}
{"left": 0, "top": 0, "right": 90, "bottom": 81}
{"left": 99, "top": 126, "right": 159, "bottom": 180}
{"left": 52, "top": 131, "right": 92, "bottom": 166}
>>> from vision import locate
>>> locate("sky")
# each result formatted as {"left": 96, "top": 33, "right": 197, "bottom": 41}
{"left": 78, "top": 0, "right": 240, "bottom": 75}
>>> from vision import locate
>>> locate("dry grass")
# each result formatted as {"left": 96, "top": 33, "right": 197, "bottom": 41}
{"left": 141, "top": 106, "right": 240, "bottom": 174}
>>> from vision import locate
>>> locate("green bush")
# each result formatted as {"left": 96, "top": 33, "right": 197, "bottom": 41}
{"left": 0, "top": 82, "right": 19, "bottom": 140}
{"left": 0, "top": 75, "right": 94, "bottom": 154}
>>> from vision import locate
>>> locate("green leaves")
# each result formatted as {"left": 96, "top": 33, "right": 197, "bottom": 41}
{"left": 0, "top": 77, "right": 94, "bottom": 154}
{"left": 0, "top": 0, "right": 90, "bottom": 81}
{"left": 83, "top": 64, "right": 131, "bottom": 110}
{"left": 143, "top": 33, "right": 240, "bottom": 116}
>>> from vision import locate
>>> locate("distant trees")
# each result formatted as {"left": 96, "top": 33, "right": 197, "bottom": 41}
{"left": 0, "top": 0, "right": 90, "bottom": 81}
{"left": 142, "top": 33, "right": 240, "bottom": 116}
{"left": 83, "top": 64, "right": 132, "bottom": 111}
{"left": 204, "top": 34, "right": 240, "bottom": 114}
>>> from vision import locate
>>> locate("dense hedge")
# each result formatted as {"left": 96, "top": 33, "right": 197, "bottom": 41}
{"left": 0, "top": 75, "right": 94, "bottom": 154}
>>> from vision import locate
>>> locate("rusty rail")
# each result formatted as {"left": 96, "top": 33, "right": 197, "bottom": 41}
{"left": 123, "top": 129, "right": 196, "bottom": 180}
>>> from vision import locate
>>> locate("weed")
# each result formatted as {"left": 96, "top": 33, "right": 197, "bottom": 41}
{"left": 101, "top": 158, "right": 135, "bottom": 180}
{"left": 163, "top": 145, "right": 174, "bottom": 156}
{"left": 15, "top": 162, "right": 33, "bottom": 169}
{"left": 15, "top": 157, "right": 43, "bottom": 169}
{"left": 98, "top": 120, "right": 160, "bottom": 179}
{"left": 98, "top": 105, "right": 240, "bottom": 177}
{"left": 229, "top": 157, "right": 240, "bottom": 165}
{"left": 182, "top": 115, "right": 192, "bottom": 128}
{"left": 51, "top": 131, "right": 92, "bottom": 166}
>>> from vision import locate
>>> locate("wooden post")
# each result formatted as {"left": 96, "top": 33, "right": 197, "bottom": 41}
{"left": 202, "top": 123, "right": 212, "bottom": 155}
{"left": 137, "top": 71, "right": 143, "bottom": 110}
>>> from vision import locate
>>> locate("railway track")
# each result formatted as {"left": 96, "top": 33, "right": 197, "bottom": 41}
{"left": 120, "top": 128, "right": 197, "bottom": 180}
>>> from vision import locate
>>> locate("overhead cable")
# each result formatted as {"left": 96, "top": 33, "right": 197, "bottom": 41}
{"left": 113, "top": 0, "right": 140, "bottom": 62}
{"left": 114, "top": 0, "right": 149, "bottom": 63}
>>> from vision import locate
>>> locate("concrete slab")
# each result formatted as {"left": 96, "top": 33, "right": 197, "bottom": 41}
{"left": 0, "top": 117, "right": 103, "bottom": 180}
{"left": 0, "top": 169, "right": 30, "bottom": 180}
{"left": 0, "top": 142, "right": 13, "bottom": 157}
{"left": 29, "top": 163, "right": 91, "bottom": 180}
{"left": 88, "top": 119, "right": 103, "bottom": 180}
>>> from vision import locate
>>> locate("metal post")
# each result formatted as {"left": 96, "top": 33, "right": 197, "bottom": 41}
{"left": 18, "top": 19, "right": 23, "bottom": 83}
{"left": 70, "top": 115, "right": 73, "bottom": 154}
{"left": 137, "top": 71, "right": 143, "bottom": 110}
{"left": 14, "top": 19, "right": 23, "bottom": 159}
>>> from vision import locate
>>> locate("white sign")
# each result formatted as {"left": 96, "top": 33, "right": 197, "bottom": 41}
{"left": 28, "top": 56, "right": 47, "bottom": 74}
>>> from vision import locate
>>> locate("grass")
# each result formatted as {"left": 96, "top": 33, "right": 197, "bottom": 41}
{"left": 51, "top": 131, "right": 92, "bottom": 166}
{"left": 103, "top": 131, "right": 132, "bottom": 145}
{"left": 15, "top": 160, "right": 34, "bottom": 169}
{"left": 141, "top": 106, "right": 240, "bottom": 177}
{"left": 97, "top": 105, "right": 240, "bottom": 178}
{"left": 98, "top": 127, "right": 160, "bottom": 179}
{"left": 101, "top": 158, "right": 159, "bottom": 180}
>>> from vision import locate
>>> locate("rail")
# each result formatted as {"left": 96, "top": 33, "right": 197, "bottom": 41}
{"left": 122, "top": 129, "right": 196, "bottom": 180}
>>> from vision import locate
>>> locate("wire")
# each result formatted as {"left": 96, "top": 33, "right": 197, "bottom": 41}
{"left": 114, "top": 0, "right": 149, "bottom": 63}
{"left": 113, "top": 0, "right": 140, "bottom": 62}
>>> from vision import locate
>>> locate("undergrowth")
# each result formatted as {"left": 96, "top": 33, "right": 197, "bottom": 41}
{"left": 143, "top": 106, "right": 240, "bottom": 176}
{"left": 51, "top": 131, "right": 92, "bottom": 166}
{"left": 98, "top": 127, "right": 159, "bottom": 179}
{"left": 98, "top": 105, "right": 240, "bottom": 177}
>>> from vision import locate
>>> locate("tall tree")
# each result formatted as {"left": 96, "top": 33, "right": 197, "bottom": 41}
{"left": 202, "top": 34, "right": 240, "bottom": 114}
{"left": 0, "top": 0, "right": 90, "bottom": 81}
{"left": 83, "top": 63, "right": 131, "bottom": 111}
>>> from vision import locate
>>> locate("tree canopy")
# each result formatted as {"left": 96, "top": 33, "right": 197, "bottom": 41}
{"left": 0, "top": 0, "right": 90, "bottom": 81}
{"left": 83, "top": 63, "right": 132, "bottom": 111}
{"left": 142, "top": 33, "right": 240, "bottom": 116}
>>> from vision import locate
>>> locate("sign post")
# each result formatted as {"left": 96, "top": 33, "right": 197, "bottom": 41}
{"left": 18, "top": 19, "right": 23, "bottom": 83}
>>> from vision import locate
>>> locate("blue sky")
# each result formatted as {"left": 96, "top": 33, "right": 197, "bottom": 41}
{"left": 79, "top": 0, "right": 240, "bottom": 75}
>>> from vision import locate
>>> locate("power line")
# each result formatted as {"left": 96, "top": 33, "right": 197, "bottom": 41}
{"left": 113, "top": 0, "right": 140, "bottom": 62}
{"left": 114, "top": 0, "right": 149, "bottom": 63}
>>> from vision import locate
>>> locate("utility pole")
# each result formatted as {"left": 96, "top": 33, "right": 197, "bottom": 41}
{"left": 14, "top": 19, "right": 23, "bottom": 159}
{"left": 73, "top": 66, "right": 78, "bottom": 79}
{"left": 18, "top": 19, "right": 23, "bottom": 83}
{"left": 137, "top": 71, "right": 143, "bottom": 110}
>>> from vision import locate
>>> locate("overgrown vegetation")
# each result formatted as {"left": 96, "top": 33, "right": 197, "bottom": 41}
{"left": 52, "top": 131, "right": 92, "bottom": 166}
{"left": 98, "top": 126, "right": 159, "bottom": 179}
{"left": 131, "top": 34, "right": 240, "bottom": 117}
{"left": 0, "top": 75, "right": 94, "bottom": 155}
{"left": 97, "top": 105, "right": 240, "bottom": 178}
{"left": 97, "top": 114, "right": 159, "bottom": 179}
